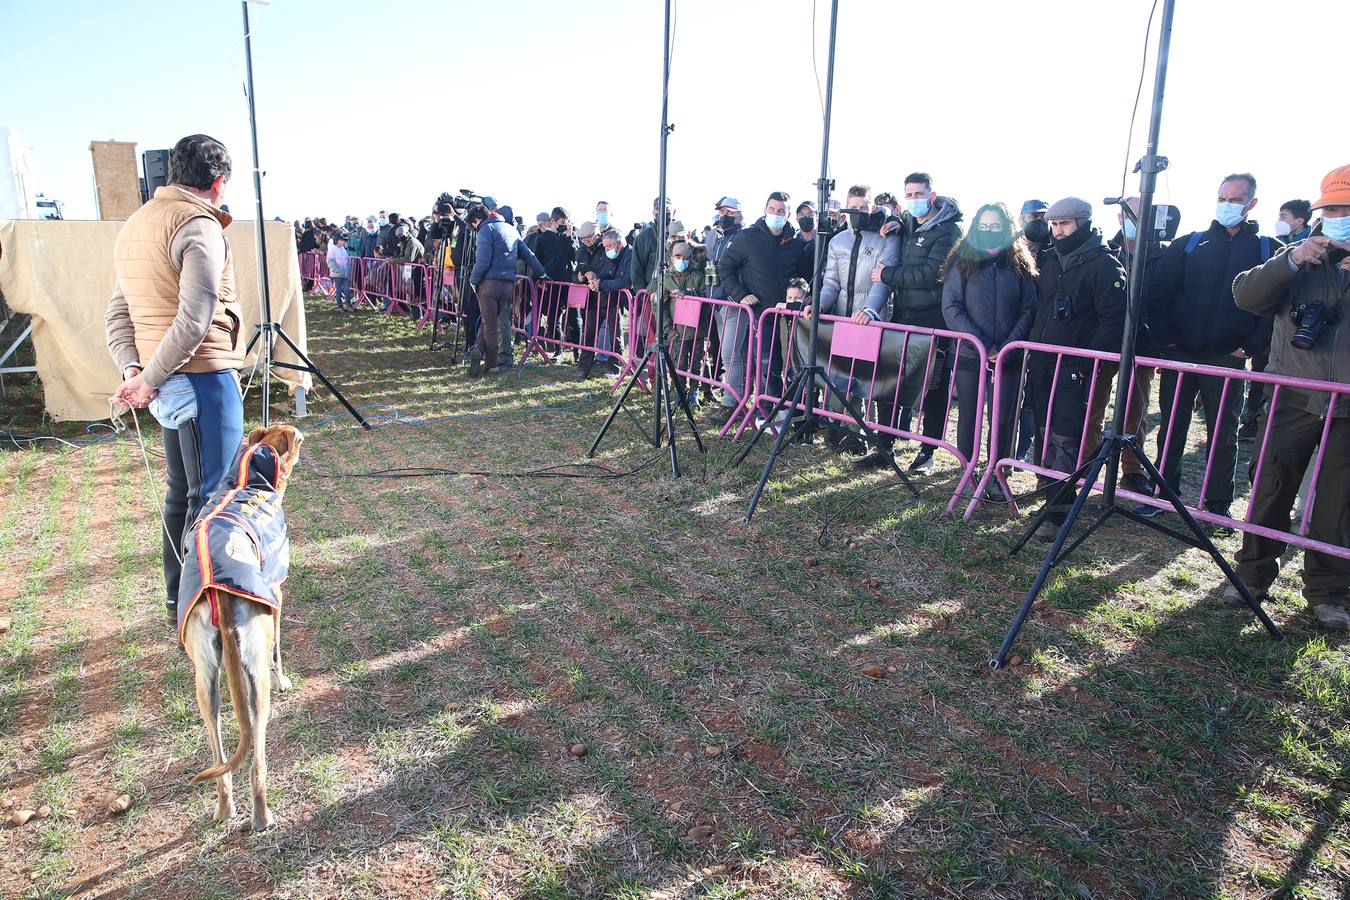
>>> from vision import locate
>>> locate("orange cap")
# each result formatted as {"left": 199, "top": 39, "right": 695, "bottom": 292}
{"left": 1313, "top": 163, "right": 1350, "bottom": 209}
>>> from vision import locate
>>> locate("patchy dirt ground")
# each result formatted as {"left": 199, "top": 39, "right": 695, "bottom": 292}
{"left": 1, "top": 298, "right": 1347, "bottom": 898}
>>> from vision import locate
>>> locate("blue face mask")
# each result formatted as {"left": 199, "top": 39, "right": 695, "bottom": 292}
{"left": 906, "top": 196, "right": 931, "bottom": 218}
{"left": 1215, "top": 201, "right": 1247, "bottom": 228}
{"left": 597, "top": 212, "right": 610, "bottom": 227}
{"left": 1321, "top": 215, "right": 1350, "bottom": 242}
{"left": 605, "top": 248, "right": 619, "bottom": 260}
{"left": 673, "top": 258, "right": 689, "bottom": 272}
{"left": 1123, "top": 219, "right": 1137, "bottom": 241}
{"left": 765, "top": 214, "right": 787, "bottom": 230}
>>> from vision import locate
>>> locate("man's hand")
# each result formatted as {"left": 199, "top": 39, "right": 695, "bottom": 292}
{"left": 851, "top": 310, "right": 872, "bottom": 325}
{"left": 741, "top": 294, "right": 759, "bottom": 307}
{"left": 880, "top": 220, "right": 901, "bottom": 237}
{"left": 871, "top": 264, "right": 886, "bottom": 284}
{"left": 115, "top": 371, "right": 157, "bottom": 409}
{"left": 1291, "top": 236, "right": 1332, "bottom": 267}
{"left": 1231, "top": 349, "right": 1249, "bottom": 359}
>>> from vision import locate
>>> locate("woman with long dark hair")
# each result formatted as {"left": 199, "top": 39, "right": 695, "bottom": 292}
{"left": 940, "top": 202, "right": 1037, "bottom": 483}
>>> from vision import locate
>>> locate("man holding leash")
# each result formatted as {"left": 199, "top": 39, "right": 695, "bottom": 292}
{"left": 105, "top": 134, "right": 245, "bottom": 627}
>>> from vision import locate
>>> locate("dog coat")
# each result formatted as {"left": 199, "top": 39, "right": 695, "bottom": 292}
{"left": 178, "top": 442, "right": 290, "bottom": 645}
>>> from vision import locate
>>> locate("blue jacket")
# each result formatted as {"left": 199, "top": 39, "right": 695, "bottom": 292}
{"left": 470, "top": 215, "right": 546, "bottom": 287}
{"left": 591, "top": 244, "right": 633, "bottom": 293}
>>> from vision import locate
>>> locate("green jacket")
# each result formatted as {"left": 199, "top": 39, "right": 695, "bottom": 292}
{"left": 658, "top": 266, "right": 707, "bottom": 331}
{"left": 1232, "top": 227, "right": 1349, "bottom": 417}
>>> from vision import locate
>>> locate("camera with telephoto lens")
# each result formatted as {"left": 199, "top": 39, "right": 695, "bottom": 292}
{"left": 1288, "top": 301, "right": 1340, "bottom": 350}
{"left": 841, "top": 207, "right": 885, "bottom": 233}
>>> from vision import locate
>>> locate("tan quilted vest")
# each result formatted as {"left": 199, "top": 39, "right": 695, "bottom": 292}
{"left": 112, "top": 186, "right": 244, "bottom": 372}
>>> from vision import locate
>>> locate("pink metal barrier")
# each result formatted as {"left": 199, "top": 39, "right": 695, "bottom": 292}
{"left": 964, "top": 341, "right": 1350, "bottom": 560}
{"left": 518, "top": 280, "right": 633, "bottom": 384}
{"left": 754, "top": 309, "right": 990, "bottom": 512}
{"left": 299, "top": 251, "right": 333, "bottom": 297}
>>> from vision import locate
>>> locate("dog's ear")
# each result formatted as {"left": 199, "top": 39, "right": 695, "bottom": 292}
{"left": 247, "top": 427, "right": 268, "bottom": 448}
{"left": 282, "top": 429, "right": 304, "bottom": 469}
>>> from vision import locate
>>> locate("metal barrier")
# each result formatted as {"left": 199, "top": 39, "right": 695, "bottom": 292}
{"left": 298, "top": 251, "right": 333, "bottom": 297}
{"left": 518, "top": 280, "right": 633, "bottom": 381}
{"left": 964, "top": 341, "right": 1350, "bottom": 560}
{"left": 754, "top": 309, "right": 990, "bottom": 513}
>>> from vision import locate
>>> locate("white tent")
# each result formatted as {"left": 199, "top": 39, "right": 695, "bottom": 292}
{"left": 0, "top": 128, "right": 36, "bottom": 220}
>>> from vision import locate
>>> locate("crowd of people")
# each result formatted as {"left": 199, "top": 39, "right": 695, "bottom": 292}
{"left": 293, "top": 164, "right": 1350, "bottom": 633}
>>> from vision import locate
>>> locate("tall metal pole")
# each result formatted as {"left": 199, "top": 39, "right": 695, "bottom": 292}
{"left": 806, "top": 0, "right": 838, "bottom": 389}
{"left": 1102, "top": 0, "right": 1174, "bottom": 505}
{"left": 654, "top": 0, "right": 671, "bottom": 452}
{"left": 242, "top": 0, "right": 275, "bottom": 427}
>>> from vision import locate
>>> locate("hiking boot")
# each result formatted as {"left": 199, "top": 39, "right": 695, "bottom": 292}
{"left": 853, "top": 448, "right": 893, "bottom": 471}
{"left": 467, "top": 347, "right": 483, "bottom": 377}
{"left": 907, "top": 448, "right": 935, "bottom": 474}
{"left": 1311, "top": 603, "right": 1350, "bottom": 631}
{"left": 1119, "top": 472, "right": 1152, "bottom": 497}
{"left": 1221, "top": 582, "right": 1268, "bottom": 608}
{"left": 1204, "top": 507, "right": 1236, "bottom": 537}
{"left": 833, "top": 432, "right": 868, "bottom": 456}
{"left": 1034, "top": 517, "right": 1065, "bottom": 543}
{"left": 1132, "top": 502, "right": 1165, "bottom": 520}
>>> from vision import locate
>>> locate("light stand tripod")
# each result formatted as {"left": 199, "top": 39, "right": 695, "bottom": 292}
{"left": 587, "top": 0, "right": 704, "bottom": 476}
{"left": 988, "top": 0, "right": 1281, "bottom": 669}
{"left": 427, "top": 217, "right": 462, "bottom": 354}
{"left": 731, "top": 0, "right": 917, "bottom": 523}
{"left": 239, "top": 0, "right": 369, "bottom": 430}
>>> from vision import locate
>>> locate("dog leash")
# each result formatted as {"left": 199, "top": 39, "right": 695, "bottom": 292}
{"left": 108, "top": 398, "right": 177, "bottom": 550}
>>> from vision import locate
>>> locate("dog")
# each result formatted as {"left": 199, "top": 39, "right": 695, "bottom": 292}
{"left": 179, "top": 424, "right": 303, "bottom": 830}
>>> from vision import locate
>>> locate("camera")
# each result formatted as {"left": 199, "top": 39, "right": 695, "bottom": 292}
{"left": 1289, "top": 301, "right": 1340, "bottom": 350}
{"left": 841, "top": 207, "right": 885, "bottom": 233}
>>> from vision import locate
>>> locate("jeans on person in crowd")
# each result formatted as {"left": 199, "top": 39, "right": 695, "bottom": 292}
{"left": 149, "top": 370, "right": 244, "bottom": 617}
{"left": 1154, "top": 350, "right": 1245, "bottom": 512}
{"left": 578, "top": 290, "right": 621, "bottom": 374}
{"left": 333, "top": 276, "right": 350, "bottom": 309}
{"left": 953, "top": 350, "right": 1023, "bottom": 466}
{"left": 474, "top": 277, "right": 514, "bottom": 371}
{"left": 1235, "top": 403, "right": 1350, "bottom": 606}
{"left": 715, "top": 304, "right": 748, "bottom": 409}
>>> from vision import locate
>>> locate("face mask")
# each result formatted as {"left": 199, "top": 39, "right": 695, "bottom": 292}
{"left": 605, "top": 248, "right": 619, "bottom": 259}
{"left": 673, "top": 258, "right": 690, "bottom": 272}
{"left": 596, "top": 212, "right": 610, "bottom": 226}
{"left": 1215, "top": 201, "right": 1247, "bottom": 228}
{"left": 906, "top": 196, "right": 931, "bottom": 218}
{"left": 366, "top": 226, "right": 376, "bottom": 234}
{"left": 970, "top": 228, "right": 1010, "bottom": 254}
{"left": 1274, "top": 220, "right": 1292, "bottom": 237}
{"left": 378, "top": 218, "right": 387, "bottom": 227}
{"left": 1022, "top": 219, "right": 1050, "bottom": 244}
{"left": 765, "top": 213, "right": 787, "bottom": 230}
{"left": 1321, "top": 215, "right": 1350, "bottom": 242}
{"left": 798, "top": 216, "right": 815, "bottom": 233}
{"left": 1123, "top": 219, "right": 1138, "bottom": 241}
{"left": 718, "top": 214, "right": 736, "bottom": 230}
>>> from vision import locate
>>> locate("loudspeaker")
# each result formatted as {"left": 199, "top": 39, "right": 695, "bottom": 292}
{"left": 141, "top": 149, "right": 170, "bottom": 201}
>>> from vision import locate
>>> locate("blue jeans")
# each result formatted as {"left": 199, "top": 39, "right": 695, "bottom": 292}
{"left": 152, "top": 370, "right": 244, "bottom": 614}
{"left": 333, "top": 276, "right": 351, "bottom": 309}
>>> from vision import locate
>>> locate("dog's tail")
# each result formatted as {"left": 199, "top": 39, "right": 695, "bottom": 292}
{"left": 192, "top": 590, "right": 253, "bottom": 783}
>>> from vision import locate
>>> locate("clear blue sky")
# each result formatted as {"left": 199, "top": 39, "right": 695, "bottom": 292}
{"left": 1, "top": 0, "right": 1341, "bottom": 236}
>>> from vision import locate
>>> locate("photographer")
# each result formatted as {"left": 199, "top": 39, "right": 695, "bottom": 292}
{"left": 468, "top": 203, "right": 546, "bottom": 376}
{"left": 1228, "top": 163, "right": 1350, "bottom": 631}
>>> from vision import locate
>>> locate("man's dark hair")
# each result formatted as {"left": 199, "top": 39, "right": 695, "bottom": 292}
{"left": 466, "top": 204, "right": 489, "bottom": 224}
{"left": 903, "top": 172, "right": 932, "bottom": 190}
{"left": 767, "top": 191, "right": 790, "bottom": 205}
{"left": 846, "top": 184, "right": 871, "bottom": 199}
{"left": 875, "top": 191, "right": 898, "bottom": 207}
{"left": 1222, "top": 172, "right": 1257, "bottom": 200}
{"left": 551, "top": 206, "right": 569, "bottom": 220}
{"left": 387, "top": 212, "right": 402, "bottom": 226}
{"left": 168, "top": 134, "right": 232, "bottom": 190}
{"left": 1280, "top": 199, "right": 1312, "bottom": 222}
{"left": 787, "top": 276, "right": 812, "bottom": 296}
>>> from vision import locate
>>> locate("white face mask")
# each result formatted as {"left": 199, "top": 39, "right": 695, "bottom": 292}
{"left": 1274, "top": 220, "right": 1292, "bottom": 237}
{"left": 1215, "top": 201, "right": 1247, "bottom": 228}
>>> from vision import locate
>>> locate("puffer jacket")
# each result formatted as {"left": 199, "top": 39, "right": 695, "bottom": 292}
{"left": 717, "top": 217, "right": 809, "bottom": 307}
{"left": 940, "top": 254, "right": 1036, "bottom": 355}
{"left": 1233, "top": 227, "right": 1349, "bottom": 417}
{"left": 1029, "top": 229, "right": 1127, "bottom": 356}
{"left": 470, "top": 215, "right": 545, "bottom": 287}
{"left": 590, "top": 244, "right": 633, "bottom": 293}
{"left": 879, "top": 196, "right": 964, "bottom": 328}
{"left": 817, "top": 221, "right": 900, "bottom": 319}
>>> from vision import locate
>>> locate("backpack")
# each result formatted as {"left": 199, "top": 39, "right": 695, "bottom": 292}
{"left": 1183, "top": 231, "right": 1272, "bottom": 262}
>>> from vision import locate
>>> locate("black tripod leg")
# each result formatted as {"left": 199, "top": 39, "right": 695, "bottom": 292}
{"left": 661, "top": 345, "right": 705, "bottom": 453}
{"left": 657, "top": 351, "right": 682, "bottom": 478}
{"left": 732, "top": 368, "right": 807, "bottom": 466}
{"left": 271, "top": 326, "right": 371, "bottom": 430}
{"left": 990, "top": 452, "right": 1109, "bottom": 669}
{"left": 818, "top": 377, "right": 919, "bottom": 498}
{"left": 742, "top": 371, "right": 815, "bottom": 522}
{"left": 1008, "top": 454, "right": 1101, "bottom": 556}
{"left": 588, "top": 347, "right": 655, "bottom": 457}
{"left": 1125, "top": 443, "right": 1283, "bottom": 639}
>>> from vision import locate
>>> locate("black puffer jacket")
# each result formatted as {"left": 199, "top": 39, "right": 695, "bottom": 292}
{"left": 717, "top": 217, "right": 809, "bottom": 307}
{"left": 879, "top": 196, "right": 964, "bottom": 329}
{"left": 940, "top": 254, "right": 1036, "bottom": 355}
{"left": 1029, "top": 229, "right": 1127, "bottom": 356}
{"left": 1148, "top": 219, "right": 1275, "bottom": 356}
